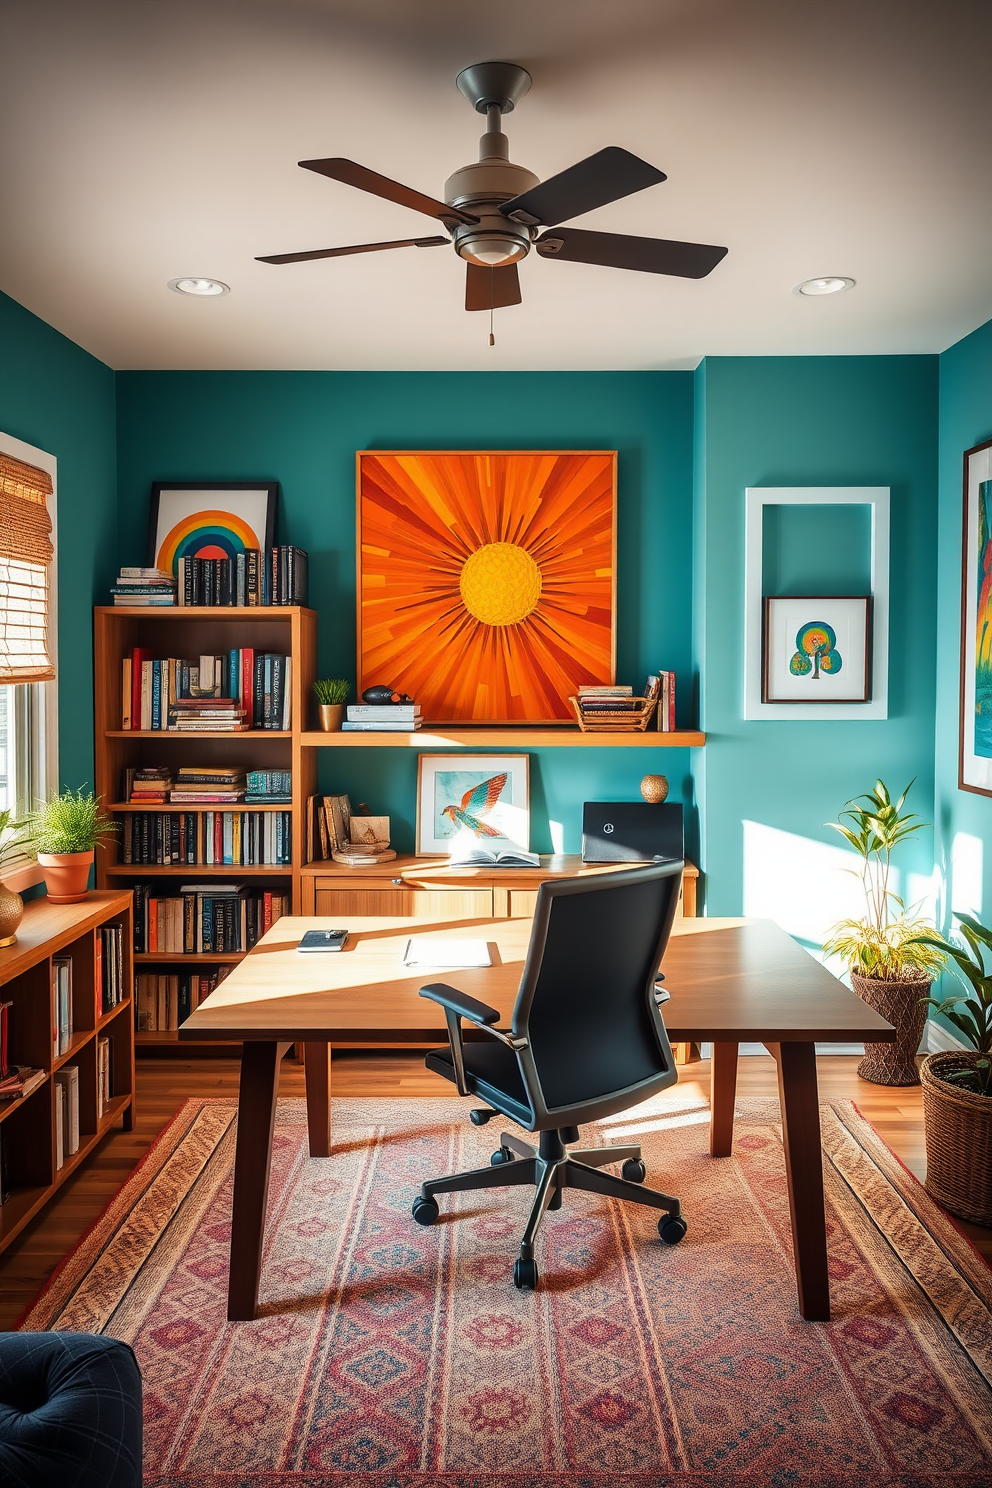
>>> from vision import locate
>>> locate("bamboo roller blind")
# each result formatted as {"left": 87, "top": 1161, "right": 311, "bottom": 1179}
{"left": 0, "top": 454, "right": 55, "bottom": 684}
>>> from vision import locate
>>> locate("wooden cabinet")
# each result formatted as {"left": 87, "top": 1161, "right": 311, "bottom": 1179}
{"left": 313, "top": 881, "right": 494, "bottom": 920}
{"left": 0, "top": 892, "right": 134, "bottom": 1257}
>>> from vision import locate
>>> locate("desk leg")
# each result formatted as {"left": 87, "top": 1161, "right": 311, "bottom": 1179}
{"left": 304, "top": 1041, "right": 332, "bottom": 1158}
{"left": 228, "top": 1041, "right": 282, "bottom": 1322}
{"left": 710, "top": 1041, "right": 739, "bottom": 1157}
{"left": 775, "top": 1040, "right": 830, "bottom": 1322}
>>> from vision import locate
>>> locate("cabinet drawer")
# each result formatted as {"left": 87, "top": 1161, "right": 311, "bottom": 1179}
{"left": 312, "top": 882, "right": 493, "bottom": 920}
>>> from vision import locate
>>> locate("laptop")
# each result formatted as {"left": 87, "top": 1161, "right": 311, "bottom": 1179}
{"left": 581, "top": 801, "right": 684, "bottom": 864}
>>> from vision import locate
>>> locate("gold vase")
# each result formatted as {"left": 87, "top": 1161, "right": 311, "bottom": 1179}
{"left": 0, "top": 878, "right": 24, "bottom": 947}
{"left": 318, "top": 704, "right": 344, "bottom": 732}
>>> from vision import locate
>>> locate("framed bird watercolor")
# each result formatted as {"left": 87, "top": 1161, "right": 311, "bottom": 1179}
{"left": 417, "top": 754, "right": 530, "bottom": 856}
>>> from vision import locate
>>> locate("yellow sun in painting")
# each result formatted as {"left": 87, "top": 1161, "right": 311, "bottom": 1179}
{"left": 358, "top": 451, "right": 617, "bottom": 722}
{"left": 459, "top": 542, "right": 542, "bottom": 626}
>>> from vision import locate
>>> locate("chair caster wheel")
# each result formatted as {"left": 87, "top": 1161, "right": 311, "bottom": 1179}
{"left": 658, "top": 1215, "right": 687, "bottom": 1245}
{"left": 513, "top": 1256, "right": 538, "bottom": 1290}
{"left": 412, "top": 1196, "right": 439, "bottom": 1226}
{"left": 470, "top": 1108, "right": 495, "bottom": 1126}
{"left": 622, "top": 1158, "right": 646, "bottom": 1183}
{"left": 491, "top": 1146, "right": 514, "bottom": 1166}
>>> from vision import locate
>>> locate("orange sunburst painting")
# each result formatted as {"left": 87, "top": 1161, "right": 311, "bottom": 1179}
{"left": 357, "top": 451, "right": 617, "bottom": 722}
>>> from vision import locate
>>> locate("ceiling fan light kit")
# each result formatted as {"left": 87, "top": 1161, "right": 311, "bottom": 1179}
{"left": 168, "top": 277, "right": 230, "bottom": 297}
{"left": 256, "top": 60, "right": 728, "bottom": 324}
{"left": 796, "top": 277, "right": 855, "bottom": 296}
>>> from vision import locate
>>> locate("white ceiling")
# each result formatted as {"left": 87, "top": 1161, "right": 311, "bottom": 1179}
{"left": 2, "top": 0, "right": 991, "bottom": 371}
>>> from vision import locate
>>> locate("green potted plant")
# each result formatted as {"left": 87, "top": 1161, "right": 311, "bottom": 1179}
{"left": 822, "top": 779, "right": 946, "bottom": 1085}
{"left": 28, "top": 789, "right": 116, "bottom": 904}
{"left": 906, "top": 914, "right": 992, "bottom": 1226}
{"left": 0, "top": 810, "right": 33, "bottom": 946}
{"left": 313, "top": 678, "right": 349, "bottom": 732}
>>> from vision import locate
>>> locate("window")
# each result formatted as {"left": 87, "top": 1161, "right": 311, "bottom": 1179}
{"left": 0, "top": 434, "right": 58, "bottom": 883}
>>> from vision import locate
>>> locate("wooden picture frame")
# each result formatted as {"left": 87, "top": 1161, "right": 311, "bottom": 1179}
{"left": 959, "top": 438, "right": 992, "bottom": 796}
{"left": 416, "top": 753, "right": 530, "bottom": 856}
{"left": 357, "top": 451, "right": 617, "bottom": 723}
{"left": 147, "top": 482, "right": 277, "bottom": 578}
{"left": 762, "top": 596, "right": 872, "bottom": 704}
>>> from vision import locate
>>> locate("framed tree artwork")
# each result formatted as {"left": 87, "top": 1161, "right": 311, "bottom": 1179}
{"left": 960, "top": 438, "right": 992, "bottom": 795}
{"left": 357, "top": 451, "right": 617, "bottom": 723}
{"left": 762, "top": 596, "right": 872, "bottom": 704}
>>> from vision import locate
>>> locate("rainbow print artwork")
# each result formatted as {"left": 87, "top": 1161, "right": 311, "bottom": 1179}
{"left": 155, "top": 510, "right": 263, "bottom": 575}
{"left": 974, "top": 479, "right": 992, "bottom": 758}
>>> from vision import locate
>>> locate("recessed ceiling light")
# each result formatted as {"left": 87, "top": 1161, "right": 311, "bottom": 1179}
{"left": 795, "top": 276, "right": 855, "bottom": 297}
{"left": 168, "top": 277, "right": 230, "bottom": 297}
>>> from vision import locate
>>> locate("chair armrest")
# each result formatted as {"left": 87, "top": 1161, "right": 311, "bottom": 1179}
{"left": 419, "top": 982, "right": 501, "bottom": 1026}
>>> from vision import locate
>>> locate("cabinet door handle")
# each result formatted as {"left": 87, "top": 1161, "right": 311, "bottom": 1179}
{"left": 391, "top": 878, "right": 403, "bottom": 885}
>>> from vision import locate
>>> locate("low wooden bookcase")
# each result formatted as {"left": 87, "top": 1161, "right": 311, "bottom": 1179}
{"left": 0, "top": 891, "right": 134, "bottom": 1257}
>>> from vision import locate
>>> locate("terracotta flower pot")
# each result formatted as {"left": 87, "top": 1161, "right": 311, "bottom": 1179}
{"left": 318, "top": 703, "right": 344, "bottom": 732}
{"left": 0, "top": 878, "right": 24, "bottom": 947}
{"left": 38, "top": 850, "right": 94, "bottom": 904}
{"left": 921, "top": 1051, "right": 992, "bottom": 1225}
{"left": 850, "top": 971, "right": 932, "bottom": 1086}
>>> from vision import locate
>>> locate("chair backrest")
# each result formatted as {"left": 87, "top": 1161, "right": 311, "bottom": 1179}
{"left": 510, "top": 862, "right": 683, "bottom": 1128}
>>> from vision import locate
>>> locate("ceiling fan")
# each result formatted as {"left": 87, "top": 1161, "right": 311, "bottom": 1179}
{"left": 257, "top": 61, "right": 728, "bottom": 316}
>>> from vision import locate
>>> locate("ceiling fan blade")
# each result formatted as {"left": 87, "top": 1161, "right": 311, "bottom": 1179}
{"left": 256, "top": 236, "right": 448, "bottom": 265}
{"left": 536, "top": 227, "right": 727, "bottom": 279}
{"left": 465, "top": 262, "right": 522, "bottom": 312}
{"left": 299, "top": 157, "right": 478, "bottom": 227}
{"left": 500, "top": 147, "right": 666, "bottom": 228}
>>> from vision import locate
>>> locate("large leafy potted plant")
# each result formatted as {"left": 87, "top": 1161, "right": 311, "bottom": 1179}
{"left": 29, "top": 789, "right": 116, "bottom": 904}
{"left": 0, "top": 810, "right": 32, "bottom": 946}
{"left": 823, "top": 779, "right": 946, "bottom": 1085}
{"left": 907, "top": 914, "right": 992, "bottom": 1226}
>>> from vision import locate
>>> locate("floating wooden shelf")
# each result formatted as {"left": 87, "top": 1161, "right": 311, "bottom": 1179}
{"left": 134, "top": 951, "right": 247, "bottom": 964}
{"left": 110, "top": 802, "right": 291, "bottom": 813}
{"left": 105, "top": 731, "right": 292, "bottom": 740}
{"left": 104, "top": 864, "right": 291, "bottom": 877}
{"left": 299, "top": 728, "right": 705, "bottom": 749}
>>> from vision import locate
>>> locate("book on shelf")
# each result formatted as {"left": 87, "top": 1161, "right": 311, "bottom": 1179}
{"left": 120, "top": 650, "right": 291, "bottom": 730}
{"left": 132, "top": 884, "right": 290, "bottom": 954}
{"left": 111, "top": 567, "right": 176, "bottom": 606}
{"left": 54, "top": 1065, "right": 80, "bottom": 1156}
{"left": 578, "top": 684, "right": 633, "bottom": 696}
{"left": 306, "top": 793, "right": 353, "bottom": 860}
{"left": 0, "top": 1064, "right": 47, "bottom": 1102}
{"left": 346, "top": 704, "right": 422, "bottom": 720}
{"left": 447, "top": 842, "right": 541, "bottom": 868}
{"left": 0, "top": 1127, "right": 8, "bottom": 1203}
{"left": 176, "top": 546, "right": 308, "bottom": 607}
{"left": 647, "top": 670, "right": 677, "bottom": 731}
{"left": 120, "top": 810, "right": 292, "bottom": 866}
{"left": 100, "top": 925, "right": 125, "bottom": 1014}
{"left": 135, "top": 964, "right": 236, "bottom": 1031}
{"left": 53, "top": 956, "right": 72, "bottom": 1058}
{"left": 55, "top": 1081, "right": 65, "bottom": 1168}
{"left": 0, "top": 999, "right": 10, "bottom": 1079}
{"left": 97, "top": 1036, "right": 114, "bottom": 1116}
{"left": 341, "top": 720, "right": 422, "bottom": 732}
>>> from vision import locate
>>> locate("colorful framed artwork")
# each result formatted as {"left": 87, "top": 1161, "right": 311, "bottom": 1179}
{"left": 960, "top": 438, "right": 992, "bottom": 795}
{"left": 762, "top": 596, "right": 872, "bottom": 704}
{"left": 416, "top": 754, "right": 530, "bottom": 856}
{"left": 147, "top": 483, "right": 277, "bottom": 577}
{"left": 357, "top": 451, "right": 617, "bottom": 722}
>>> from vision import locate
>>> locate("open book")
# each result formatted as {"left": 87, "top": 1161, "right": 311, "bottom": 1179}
{"left": 448, "top": 843, "right": 540, "bottom": 868}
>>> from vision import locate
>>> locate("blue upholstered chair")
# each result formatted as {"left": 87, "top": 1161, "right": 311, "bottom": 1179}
{"left": 0, "top": 1332, "right": 142, "bottom": 1488}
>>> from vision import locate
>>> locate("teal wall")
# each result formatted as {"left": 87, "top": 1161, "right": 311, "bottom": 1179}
{"left": 693, "top": 356, "right": 939, "bottom": 928}
{"left": 115, "top": 372, "right": 696, "bottom": 854}
{"left": 0, "top": 291, "right": 117, "bottom": 792}
{"left": 935, "top": 319, "right": 992, "bottom": 941}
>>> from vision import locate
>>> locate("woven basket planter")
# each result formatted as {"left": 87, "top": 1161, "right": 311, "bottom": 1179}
{"left": 921, "top": 1052, "right": 992, "bottom": 1225}
{"left": 850, "top": 972, "right": 932, "bottom": 1086}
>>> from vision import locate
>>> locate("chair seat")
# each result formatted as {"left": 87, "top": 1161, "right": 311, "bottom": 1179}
{"left": 426, "top": 1038, "right": 533, "bottom": 1127}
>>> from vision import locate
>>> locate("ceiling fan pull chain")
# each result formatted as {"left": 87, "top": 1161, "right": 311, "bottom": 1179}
{"left": 489, "top": 270, "right": 495, "bottom": 346}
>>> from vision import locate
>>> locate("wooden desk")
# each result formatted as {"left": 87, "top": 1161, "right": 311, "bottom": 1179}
{"left": 181, "top": 914, "right": 895, "bottom": 1324}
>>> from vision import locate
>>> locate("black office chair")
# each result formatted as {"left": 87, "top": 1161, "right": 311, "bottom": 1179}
{"left": 412, "top": 862, "right": 687, "bottom": 1290}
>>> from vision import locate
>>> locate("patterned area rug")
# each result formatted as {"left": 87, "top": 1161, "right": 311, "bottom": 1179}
{"left": 21, "top": 1093, "right": 992, "bottom": 1487}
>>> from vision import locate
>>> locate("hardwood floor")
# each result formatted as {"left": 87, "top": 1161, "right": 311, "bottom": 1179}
{"left": 0, "top": 1051, "right": 988, "bottom": 1328}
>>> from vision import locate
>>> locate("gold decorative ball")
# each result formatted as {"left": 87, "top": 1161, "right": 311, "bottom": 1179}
{"left": 640, "top": 774, "right": 669, "bottom": 804}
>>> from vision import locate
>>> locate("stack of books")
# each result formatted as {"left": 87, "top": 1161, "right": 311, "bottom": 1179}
{"left": 53, "top": 955, "right": 73, "bottom": 1058}
{"left": 0, "top": 1065, "right": 47, "bottom": 1102}
{"left": 98, "top": 925, "right": 125, "bottom": 1015}
{"left": 132, "top": 884, "right": 290, "bottom": 954}
{"left": 121, "top": 649, "right": 291, "bottom": 730}
{"left": 177, "top": 546, "right": 308, "bottom": 607}
{"left": 134, "top": 964, "right": 237, "bottom": 1031}
{"left": 246, "top": 770, "right": 292, "bottom": 804}
{"left": 575, "top": 684, "right": 640, "bottom": 716}
{"left": 120, "top": 811, "right": 291, "bottom": 866}
{"left": 342, "top": 701, "right": 422, "bottom": 732}
{"left": 110, "top": 567, "right": 176, "bottom": 606}
{"left": 647, "top": 670, "right": 677, "bottom": 732}
{"left": 169, "top": 767, "right": 246, "bottom": 804}
{"left": 125, "top": 767, "right": 173, "bottom": 803}
{"left": 307, "top": 792, "right": 352, "bottom": 859}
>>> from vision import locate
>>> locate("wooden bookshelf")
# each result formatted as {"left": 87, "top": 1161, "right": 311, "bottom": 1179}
{"left": 94, "top": 607, "right": 317, "bottom": 1046}
{"left": 0, "top": 892, "right": 134, "bottom": 1256}
{"left": 299, "top": 727, "right": 705, "bottom": 748}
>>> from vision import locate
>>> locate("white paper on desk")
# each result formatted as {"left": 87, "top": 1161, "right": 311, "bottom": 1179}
{"left": 403, "top": 937, "right": 492, "bottom": 968}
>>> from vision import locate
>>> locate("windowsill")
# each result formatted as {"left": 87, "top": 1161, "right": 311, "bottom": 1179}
{"left": 1, "top": 861, "right": 44, "bottom": 893}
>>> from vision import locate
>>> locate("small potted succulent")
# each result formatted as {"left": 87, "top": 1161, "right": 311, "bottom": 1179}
{"left": 29, "top": 789, "right": 116, "bottom": 904}
{"left": 822, "top": 779, "right": 946, "bottom": 1085}
{"left": 907, "top": 914, "right": 992, "bottom": 1226}
{"left": 313, "top": 678, "right": 349, "bottom": 732}
{"left": 0, "top": 809, "right": 33, "bottom": 946}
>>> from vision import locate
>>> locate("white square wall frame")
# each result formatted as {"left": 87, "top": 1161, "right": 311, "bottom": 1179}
{"left": 744, "top": 487, "right": 889, "bottom": 720}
